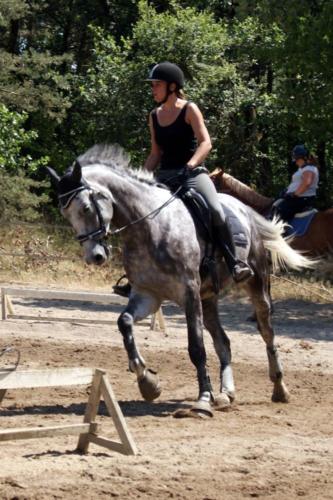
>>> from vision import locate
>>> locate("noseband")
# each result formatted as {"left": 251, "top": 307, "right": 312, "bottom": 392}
{"left": 58, "top": 186, "right": 108, "bottom": 244}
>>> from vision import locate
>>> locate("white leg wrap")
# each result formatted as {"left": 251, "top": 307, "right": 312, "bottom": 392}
{"left": 221, "top": 365, "right": 235, "bottom": 394}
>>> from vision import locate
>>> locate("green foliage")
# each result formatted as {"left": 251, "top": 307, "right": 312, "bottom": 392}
{"left": 0, "top": 104, "right": 49, "bottom": 174}
{"left": 1, "top": 0, "right": 333, "bottom": 214}
{"left": 0, "top": 170, "right": 49, "bottom": 222}
{"left": 79, "top": 2, "right": 250, "bottom": 167}
{"left": 78, "top": 1, "right": 289, "bottom": 193}
{"left": 0, "top": 104, "right": 49, "bottom": 221}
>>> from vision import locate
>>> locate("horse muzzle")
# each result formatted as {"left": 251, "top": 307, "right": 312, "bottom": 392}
{"left": 84, "top": 241, "right": 111, "bottom": 265}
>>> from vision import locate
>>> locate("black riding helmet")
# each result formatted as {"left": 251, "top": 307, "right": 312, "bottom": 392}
{"left": 292, "top": 144, "right": 309, "bottom": 160}
{"left": 147, "top": 62, "right": 185, "bottom": 104}
{"left": 147, "top": 62, "right": 185, "bottom": 88}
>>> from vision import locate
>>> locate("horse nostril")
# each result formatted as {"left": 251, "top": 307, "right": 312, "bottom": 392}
{"left": 94, "top": 253, "right": 105, "bottom": 265}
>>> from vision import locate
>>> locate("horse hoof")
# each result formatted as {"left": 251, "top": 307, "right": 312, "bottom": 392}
{"left": 272, "top": 382, "right": 290, "bottom": 403}
{"left": 190, "top": 399, "right": 214, "bottom": 418}
{"left": 173, "top": 400, "right": 213, "bottom": 419}
{"left": 138, "top": 369, "right": 161, "bottom": 402}
{"left": 214, "top": 392, "right": 233, "bottom": 411}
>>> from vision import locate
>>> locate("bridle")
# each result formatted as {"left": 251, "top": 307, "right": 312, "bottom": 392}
{"left": 58, "top": 181, "right": 182, "bottom": 245}
{"left": 58, "top": 185, "right": 108, "bottom": 244}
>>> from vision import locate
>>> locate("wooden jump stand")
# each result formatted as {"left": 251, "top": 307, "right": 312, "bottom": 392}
{"left": 1, "top": 286, "right": 167, "bottom": 333}
{"left": 0, "top": 367, "right": 137, "bottom": 455}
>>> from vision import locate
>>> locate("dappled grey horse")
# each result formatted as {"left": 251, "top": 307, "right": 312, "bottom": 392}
{"left": 47, "top": 145, "right": 313, "bottom": 417}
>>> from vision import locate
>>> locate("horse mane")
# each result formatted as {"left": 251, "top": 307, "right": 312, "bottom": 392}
{"left": 211, "top": 169, "right": 273, "bottom": 214}
{"left": 76, "top": 144, "right": 157, "bottom": 186}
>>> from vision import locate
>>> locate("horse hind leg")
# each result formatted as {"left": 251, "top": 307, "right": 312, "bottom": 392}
{"left": 247, "top": 276, "right": 290, "bottom": 403}
{"left": 202, "top": 296, "right": 235, "bottom": 410}
{"left": 117, "top": 293, "right": 162, "bottom": 402}
{"left": 180, "top": 286, "right": 215, "bottom": 418}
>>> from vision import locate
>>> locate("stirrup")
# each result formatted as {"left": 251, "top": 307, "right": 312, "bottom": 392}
{"left": 113, "top": 275, "right": 131, "bottom": 297}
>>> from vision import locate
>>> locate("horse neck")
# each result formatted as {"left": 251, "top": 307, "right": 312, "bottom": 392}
{"left": 220, "top": 173, "right": 273, "bottom": 213}
{"left": 86, "top": 166, "right": 161, "bottom": 232}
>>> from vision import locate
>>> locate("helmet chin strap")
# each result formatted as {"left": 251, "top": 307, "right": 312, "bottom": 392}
{"left": 157, "top": 83, "right": 175, "bottom": 105}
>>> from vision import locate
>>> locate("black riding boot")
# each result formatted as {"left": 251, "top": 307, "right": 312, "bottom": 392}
{"left": 214, "top": 222, "right": 254, "bottom": 283}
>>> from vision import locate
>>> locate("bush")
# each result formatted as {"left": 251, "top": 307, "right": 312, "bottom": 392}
{"left": 0, "top": 104, "right": 49, "bottom": 221}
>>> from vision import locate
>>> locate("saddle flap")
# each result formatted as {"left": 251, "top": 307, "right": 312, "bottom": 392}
{"left": 220, "top": 200, "right": 250, "bottom": 249}
{"left": 288, "top": 209, "right": 317, "bottom": 236}
{"left": 180, "top": 188, "right": 213, "bottom": 241}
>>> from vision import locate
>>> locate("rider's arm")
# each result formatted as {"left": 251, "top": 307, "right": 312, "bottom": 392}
{"left": 185, "top": 102, "right": 212, "bottom": 169}
{"left": 294, "top": 170, "right": 315, "bottom": 196}
{"left": 144, "top": 113, "right": 161, "bottom": 171}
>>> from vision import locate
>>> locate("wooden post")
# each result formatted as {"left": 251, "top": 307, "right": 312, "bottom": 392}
{"left": 156, "top": 307, "right": 167, "bottom": 335}
{"left": 0, "top": 390, "right": 6, "bottom": 404}
{"left": 5, "top": 295, "right": 14, "bottom": 316}
{"left": 100, "top": 373, "right": 137, "bottom": 455}
{"left": 1, "top": 290, "right": 7, "bottom": 320}
{"left": 76, "top": 368, "right": 104, "bottom": 454}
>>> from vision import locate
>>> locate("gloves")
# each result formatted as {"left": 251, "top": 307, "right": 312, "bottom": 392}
{"left": 177, "top": 166, "right": 191, "bottom": 183}
{"left": 284, "top": 192, "right": 296, "bottom": 199}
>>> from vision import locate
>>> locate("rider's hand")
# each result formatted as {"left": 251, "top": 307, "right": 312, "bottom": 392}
{"left": 178, "top": 166, "right": 191, "bottom": 183}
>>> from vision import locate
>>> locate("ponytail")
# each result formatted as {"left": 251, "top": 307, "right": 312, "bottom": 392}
{"left": 176, "top": 88, "right": 185, "bottom": 99}
{"left": 308, "top": 154, "right": 319, "bottom": 168}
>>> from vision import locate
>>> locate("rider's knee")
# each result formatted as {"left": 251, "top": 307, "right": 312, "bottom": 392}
{"left": 210, "top": 205, "right": 226, "bottom": 225}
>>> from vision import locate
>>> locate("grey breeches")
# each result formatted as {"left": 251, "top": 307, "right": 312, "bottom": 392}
{"left": 157, "top": 169, "right": 226, "bottom": 226}
{"left": 184, "top": 173, "right": 226, "bottom": 225}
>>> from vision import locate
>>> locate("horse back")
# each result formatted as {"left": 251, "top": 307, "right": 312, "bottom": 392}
{"left": 291, "top": 208, "right": 333, "bottom": 256}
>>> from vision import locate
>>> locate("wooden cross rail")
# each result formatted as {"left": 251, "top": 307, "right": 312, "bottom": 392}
{"left": 1, "top": 286, "right": 166, "bottom": 333}
{"left": 0, "top": 367, "right": 137, "bottom": 455}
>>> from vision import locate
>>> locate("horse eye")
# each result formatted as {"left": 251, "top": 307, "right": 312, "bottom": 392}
{"left": 96, "top": 191, "right": 107, "bottom": 200}
{"left": 82, "top": 205, "right": 91, "bottom": 214}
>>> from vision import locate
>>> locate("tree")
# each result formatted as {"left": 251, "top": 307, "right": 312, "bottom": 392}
{"left": 0, "top": 104, "right": 48, "bottom": 221}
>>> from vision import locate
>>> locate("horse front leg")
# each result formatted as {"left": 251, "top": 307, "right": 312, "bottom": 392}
{"left": 184, "top": 286, "right": 214, "bottom": 417}
{"left": 117, "top": 292, "right": 162, "bottom": 402}
{"left": 247, "top": 275, "right": 290, "bottom": 403}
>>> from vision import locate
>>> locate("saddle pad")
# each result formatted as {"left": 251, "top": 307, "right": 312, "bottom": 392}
{"left": 288, "top": 210, "right": 317, "bottom": 237}
{"left": 221, "top": 201, "right": 250, "bottom": 248}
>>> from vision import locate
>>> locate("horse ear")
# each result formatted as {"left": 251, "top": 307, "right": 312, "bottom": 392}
{"left": 45, "top": 166, "right": 60, "bottom": 188}
{"left": 71, "top": 160, "right": 82, "bottom": 183}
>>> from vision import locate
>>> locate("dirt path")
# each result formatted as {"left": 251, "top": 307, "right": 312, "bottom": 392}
{"left": 0, "top": 295, "right": 332, "bottom": 499}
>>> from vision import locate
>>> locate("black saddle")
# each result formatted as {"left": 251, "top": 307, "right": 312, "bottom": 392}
{"left": 178, "top": 187, "right": 220, "bottom": 292}
{"left": 179, "top": 187, "right": 214, "bottom": 243}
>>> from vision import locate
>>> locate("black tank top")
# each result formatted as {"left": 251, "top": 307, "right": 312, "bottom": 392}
{"left": 152, "top": 102, "right": 197, "bottom": 170}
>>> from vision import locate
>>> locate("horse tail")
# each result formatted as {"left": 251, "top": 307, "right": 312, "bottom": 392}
{"left": 251, "top": 211, "right": 315, "bottom": 272}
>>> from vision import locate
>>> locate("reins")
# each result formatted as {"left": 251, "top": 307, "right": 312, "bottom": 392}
{"left": 59, "top": 182, "right": 182, "bottom": 243}
{"left": 109, "top": 185, "right": 182, "bottom": 236}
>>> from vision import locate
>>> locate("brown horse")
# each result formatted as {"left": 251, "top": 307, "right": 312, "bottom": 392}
{"left": 211, "top": 169, "right": 333, "bottom": 257}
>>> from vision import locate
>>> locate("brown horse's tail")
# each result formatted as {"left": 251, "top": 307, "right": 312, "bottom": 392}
{"left": 210, "top": 169, "right": 273, "bottom": 214}
{"left": 250, "top": 211, "right": 317, "bottom": 272}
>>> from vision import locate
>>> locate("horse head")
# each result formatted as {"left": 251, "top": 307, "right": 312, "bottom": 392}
{"left": 46, "top": 160, "right": 114, "bottom": 265}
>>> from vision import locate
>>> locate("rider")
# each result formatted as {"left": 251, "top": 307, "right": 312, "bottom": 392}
{"left": 113, "top": 62, "right": 253, "bottom": 297}
{"left": 272, "top": 144, "right": 319, "bottom": 223}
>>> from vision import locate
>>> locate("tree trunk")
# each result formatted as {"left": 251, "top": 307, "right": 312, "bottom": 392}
{"left": 7, "top": 19, "right": 19, "bottom": 54}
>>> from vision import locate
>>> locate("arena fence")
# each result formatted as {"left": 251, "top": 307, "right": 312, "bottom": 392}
{"left": 1, "top": 286, "right": 166, "bottom": 332}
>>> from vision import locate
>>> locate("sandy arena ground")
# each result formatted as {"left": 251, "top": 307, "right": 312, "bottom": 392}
{"left": 0, "top": 293, "right": 332, "bottom": 500}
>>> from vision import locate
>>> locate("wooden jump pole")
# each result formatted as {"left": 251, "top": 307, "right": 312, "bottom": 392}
{"left": 1, "top": 286, "right": 167, "bottom": 333}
